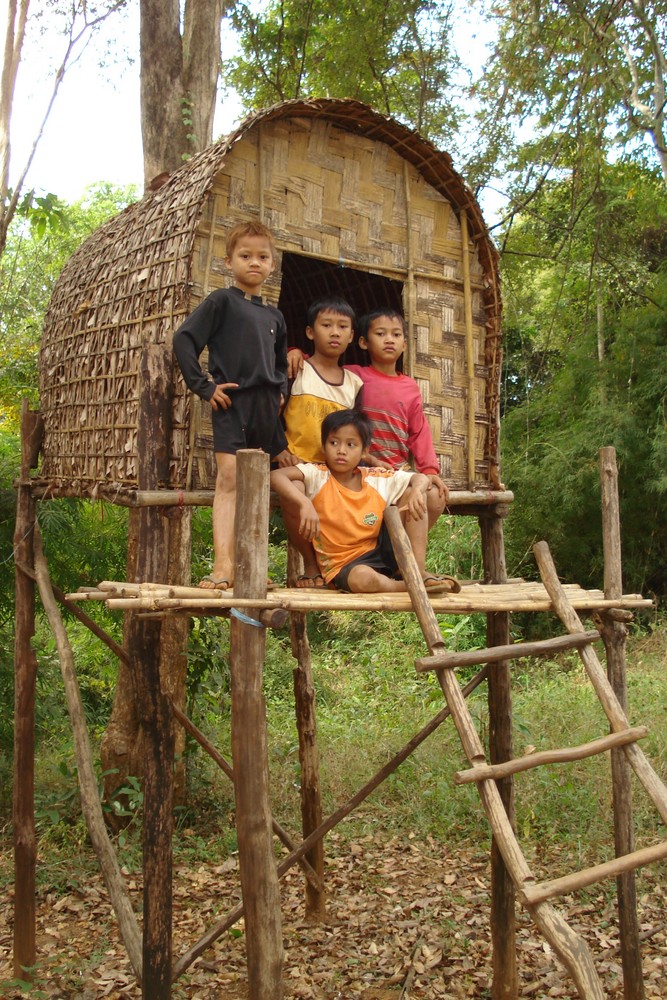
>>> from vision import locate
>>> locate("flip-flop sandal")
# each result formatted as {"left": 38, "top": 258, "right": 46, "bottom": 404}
{"left": 422, "top": 575, "right": 461, "bottom": 594}
{"left": 199, "top": 575, "right": 232, "bottom": 590}
{"left": 296, "top": 573, "right": 325, "bottom": 589}
{"left": 199, "top": 576, "right": 277, "bottom": 591}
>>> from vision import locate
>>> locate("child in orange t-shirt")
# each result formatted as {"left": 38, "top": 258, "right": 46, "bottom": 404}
{"left": 270, "top": 409, "right": 459, "bottom": 594}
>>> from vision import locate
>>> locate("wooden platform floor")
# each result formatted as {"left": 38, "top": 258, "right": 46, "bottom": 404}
{"left": 72, "top": 579, "right": 653, "bottom": 615}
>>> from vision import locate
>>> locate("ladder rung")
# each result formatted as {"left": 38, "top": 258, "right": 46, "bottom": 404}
{"left": 414, "top": 630, "right": 600, "bottom": 672}
{"left": 522, "top": 840, "right": 667, "bottom": 906}
{"left": 455, "top": 726, "right": 649, "bottom": 784}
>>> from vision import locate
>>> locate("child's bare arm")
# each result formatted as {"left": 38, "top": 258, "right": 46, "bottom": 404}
{"left": 287, "top": 349, "right": 306, "bottom": 379}
{"left": 270, "top": 467, "right": 320, "bottom": 539}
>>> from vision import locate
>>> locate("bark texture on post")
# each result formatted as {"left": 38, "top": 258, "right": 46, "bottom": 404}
{"left": 12, "top": 402, "right": 41, "bottom": 980}
{"left": 288, "top": 543, "right": 326, "bottom": 920}
{"left": 139, "top": 0, "right": 223, "bottom": 186}
{"left": 480, "top": 508, "right": 517, "bottom": 1000}
{"left": 134, "top": 344, "right": 174, "bottom": 998}
{"left": 231, "top": 451, "right": 284, "bottom": 999}
{"left": 600, "top": 446, "right": 645, "bottom": 1000}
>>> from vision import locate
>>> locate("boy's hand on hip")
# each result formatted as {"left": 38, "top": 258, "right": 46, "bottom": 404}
{"left": 209, "top": 382, "right": 239, "bottom": 410}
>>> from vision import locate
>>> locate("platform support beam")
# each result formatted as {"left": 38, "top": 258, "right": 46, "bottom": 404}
{"left": 480, "top": 506, "right": 517, "bottom": 1000}
{"left": 288, "top": 545, "right": 326, "bottom": 920}
{"left": 231, "top": 450, "right": 284, "bottom": 999}
{"left": 12, "top": 401, "right": 42, "bottom": 981}
{"left": 600, "top": 446, "right": 645, "bottom": 1000}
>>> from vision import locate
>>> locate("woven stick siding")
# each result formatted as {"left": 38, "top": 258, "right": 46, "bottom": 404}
{"left": 38, "top": 98, "right": 501, "bottom": 496}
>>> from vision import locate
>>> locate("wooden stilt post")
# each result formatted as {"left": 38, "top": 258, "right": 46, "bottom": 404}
{"left": 231, "top": 450, "right": 284, "bottom": 999}
{"left": 12, "top": 401, "right": 42, "bottom": 981}
{"left": 134, "top": 344, "right": 174, "bottom": 998}
{"left": 287, "top": 545, "right": 326, "bottom": 920}
{"left": 480, "top": 506, "right": 517, "bottom": 1000}
{"left": 599, "top": 447, "right": 645, "bottom": 1000}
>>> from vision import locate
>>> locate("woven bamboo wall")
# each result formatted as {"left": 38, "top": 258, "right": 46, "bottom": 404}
{"left": 38, "top": 99, "right": 502, "bottom": 497}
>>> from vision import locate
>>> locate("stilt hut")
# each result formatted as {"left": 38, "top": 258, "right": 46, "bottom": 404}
{"left": 14, "top": 98, "right": 664, "bottom": 1000}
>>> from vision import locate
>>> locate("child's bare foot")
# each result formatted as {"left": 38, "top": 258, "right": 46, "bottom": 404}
{"left": 296, "top": 573, "right": 325, "bottom": 588}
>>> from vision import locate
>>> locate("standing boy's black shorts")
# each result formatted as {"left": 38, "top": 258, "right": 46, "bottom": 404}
{"left": 211, "top": 385, "right": 287, "bottom": 457}
{"left": 332, "top": 523, "right": 399, "bottom": 592}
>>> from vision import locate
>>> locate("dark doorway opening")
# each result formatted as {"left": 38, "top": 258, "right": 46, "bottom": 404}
{"left": 278, "top": 253, "right": 404, "bottom": 368}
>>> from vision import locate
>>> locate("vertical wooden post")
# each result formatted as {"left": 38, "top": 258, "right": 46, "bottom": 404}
{"left": 480, "top": 506, "right": 517, "bottom": 1000}
{"left": 599, "top": 447, "right": 645, "bottom": 1000}
{"left": 135, "top": 343, "right": 174, "bottom": 998}
{"left": 287, "top": 546, "right": 326, "bottom": 920}
{"left": 231, "top": 450, "right": 284, "bottom": 999}
{"left": 12, "top": 401, "right": 42, "bottom": 980}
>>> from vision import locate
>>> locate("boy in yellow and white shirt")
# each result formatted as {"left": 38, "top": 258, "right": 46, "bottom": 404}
{"left": 271, "top": 409, "right": 459, "bottom": 594}
{"left": 280, "top": 297, "right": 363, "bottom": 465}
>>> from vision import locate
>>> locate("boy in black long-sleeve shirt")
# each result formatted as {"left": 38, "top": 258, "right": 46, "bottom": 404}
{"left": 173, "top": 220, "right": 288, "bottom": 590}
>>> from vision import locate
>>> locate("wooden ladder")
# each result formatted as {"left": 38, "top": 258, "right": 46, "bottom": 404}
{"left": 384, "top": 509, "right": 667, "bottom": 1000}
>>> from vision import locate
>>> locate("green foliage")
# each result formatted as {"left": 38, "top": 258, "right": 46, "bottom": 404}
{"left": 223, "top": 0, "right": 462, "bottom": 148}
{"left": 471, "top": 0, "right": 667, "bottom": 197}
{"left": 502, "top": 267, "right": 667, "bottom": 596}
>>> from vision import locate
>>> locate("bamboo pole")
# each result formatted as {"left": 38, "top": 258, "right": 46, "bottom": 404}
{"left": 533, "top": 541, "right": 667, "bottom": 825}
{"left": 28, "top": 485, "right": 516, "bottom": 509}
{"left": 230, "top": 451, "right": 284, "bottom": 999}
{"left": 415, "top": 630, "right": 600, "bottom": 672}
{"left": 460, "top": 210, "right": 477, "bottom": 489}
{"left": 456, "top": 727, "right": 649, "bottom": 784}
{"left": 523, "top": 841, "right": 667, "bottom": 907}
{"left": 32, "top": 525, "right": 143, "bottom": 980}
{"left": 384, "top": 507, "right": 605, "bottom": 1000}
{"left": 403, "top": 160, "right": 416, "bottom": 378}
{"left": 599, "top": 446, "right": 645, "bottom": 1000}
{"left": 98, "top": 591, "right": 652, "bottom": 614}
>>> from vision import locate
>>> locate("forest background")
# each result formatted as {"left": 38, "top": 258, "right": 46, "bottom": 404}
{"left": 0, "top": 2, "right": 666, "bottom": 994}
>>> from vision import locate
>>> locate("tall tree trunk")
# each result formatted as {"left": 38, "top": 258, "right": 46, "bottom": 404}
{"left": 140, "top": 0, "right": 223, "bottom": 188}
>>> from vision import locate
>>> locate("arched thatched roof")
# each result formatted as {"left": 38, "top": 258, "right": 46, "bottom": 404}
{"left": 38, "top": 98, "right": 502, "bottom": 496}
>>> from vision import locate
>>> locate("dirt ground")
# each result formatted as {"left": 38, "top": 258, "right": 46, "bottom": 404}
{"left": 1, "top": 832, "right": 665, "bottom": 999}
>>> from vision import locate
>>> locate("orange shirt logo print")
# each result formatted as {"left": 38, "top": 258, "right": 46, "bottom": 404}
{"left": 363, "top": 512, "right": 379, "bottom": 526}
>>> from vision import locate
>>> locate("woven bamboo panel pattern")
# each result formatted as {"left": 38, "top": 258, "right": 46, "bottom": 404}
{"left": 38, "top": 99, "right": 502, "bottom": 497}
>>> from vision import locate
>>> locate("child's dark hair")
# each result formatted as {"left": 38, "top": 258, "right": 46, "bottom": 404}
{"left": 358, "top": 308, "right": 405, "bottom": 340}
{"left": 306, "top": 296, "right": 356, "bottom": 329}
{"left": 226, "top": 221, "right": 276, "bottom": 257}
{"left": 321, "top": 408, "right": 372, "bottom": 449}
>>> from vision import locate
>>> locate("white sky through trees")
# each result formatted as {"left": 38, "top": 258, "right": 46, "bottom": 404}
{"left": 7, "top": 3, "right": 496, "bottom": 211}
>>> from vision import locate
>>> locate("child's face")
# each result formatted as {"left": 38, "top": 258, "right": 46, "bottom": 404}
{"left": 226, "top": 235, "right": 275, "bottom": 295}
{"left": 360, "top": 314, "right": 406, "bottom": 363}
{"left": 306, "top": 309, "right": 354, "bottom": 360}
{"left": 323, "top": 424, "right": 365, "bottom": 474}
